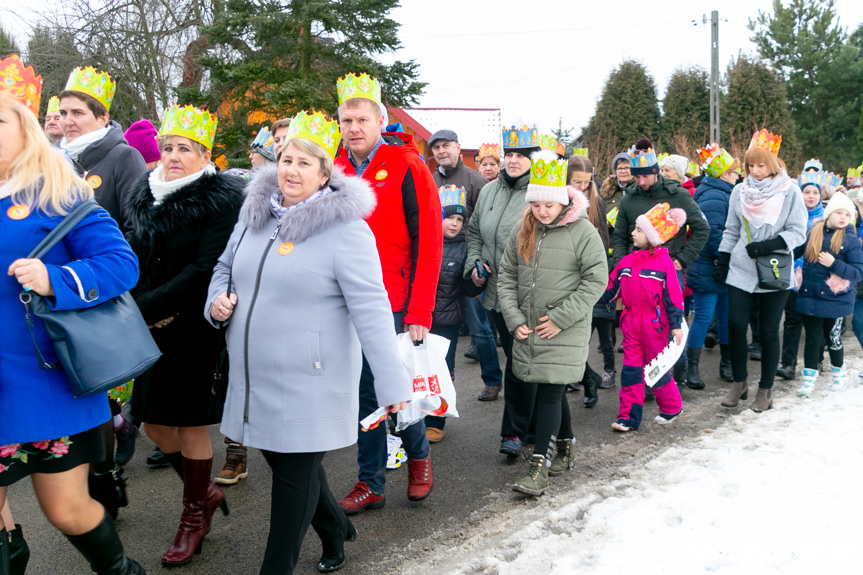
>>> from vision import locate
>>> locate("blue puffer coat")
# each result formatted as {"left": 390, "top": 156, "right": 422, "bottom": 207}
{"left": 795, "top": 224, "right": 863, "bottom": 318}
{"left": 686, "top": 176, "right": 732, "bottom": 294}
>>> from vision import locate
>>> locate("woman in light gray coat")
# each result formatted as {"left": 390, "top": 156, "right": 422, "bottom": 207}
{"left": 205, "top": 118, "right": 411, "bottom": 575}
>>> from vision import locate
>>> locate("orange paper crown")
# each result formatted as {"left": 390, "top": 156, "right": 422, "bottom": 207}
{"left": 749, "top": 129, "right": 782, "bottom": 156}
{"left": 477, "top": 143, "right": 501, "bottom": 162}
{"left": 636, "top": 202, "right": 687, "bottom": 246}
{"left": 0, "top": 55, "right": 42, "bottom": 116}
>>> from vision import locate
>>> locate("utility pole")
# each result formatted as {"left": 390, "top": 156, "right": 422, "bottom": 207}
{"left": 707, "top": 10, "right": 720, "bottom": 145}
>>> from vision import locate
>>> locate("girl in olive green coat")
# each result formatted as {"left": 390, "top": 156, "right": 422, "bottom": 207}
{"left": 498, "top": 151, "right": 608, "bottom": 495}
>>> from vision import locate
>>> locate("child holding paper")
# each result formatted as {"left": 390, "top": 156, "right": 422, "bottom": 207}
{"left": 600, "top": 203, "right": 685, "bottom": 431}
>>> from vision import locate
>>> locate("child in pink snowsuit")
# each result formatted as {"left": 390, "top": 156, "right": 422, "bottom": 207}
{"left": 601, "top": 203, "right": 686, "bottom": 431}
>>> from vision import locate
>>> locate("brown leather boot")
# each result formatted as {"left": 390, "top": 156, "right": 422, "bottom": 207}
{"left": 162, "top": 457, "right": 217, "bottom": 566}
{"left": 163, "top": 451, "right": 229, "bottom": 524}
{"left": 751, "top": 387, "right": 773, "bottom": 413}
{"left": 720, "top": 380, "right": 749, "bottom": 407}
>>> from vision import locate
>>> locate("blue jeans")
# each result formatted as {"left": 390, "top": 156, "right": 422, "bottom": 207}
{"left": 464, "top": 296, "right": 502, "bottom": 387}
{"left": 425, "top": 324, "right": 460, "bottom": 431}
{"left": 687, "top": 291, "right": 729, "bottom": 348}
{"left": 357, "top": 312, "right": 429, "bottom": 494}
{"left": 853, "top": 295, "right": 863, "bottom": 349}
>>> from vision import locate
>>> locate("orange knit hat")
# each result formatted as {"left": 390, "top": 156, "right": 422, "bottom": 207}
{"left": 635, "top": 202, "right": 687, "bottom": 246}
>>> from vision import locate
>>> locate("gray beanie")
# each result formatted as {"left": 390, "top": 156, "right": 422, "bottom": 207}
{"left": 661, "top": 154, "right": 689, "bottom": 180}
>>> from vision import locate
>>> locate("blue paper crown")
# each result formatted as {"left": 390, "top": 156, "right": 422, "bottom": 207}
{"left": 439, "top": 185, "right": 466, "bottom": 219}
{"left": 251, "top": 127, "right": 275, "bottom": 160}
{"left": 502, "top": 124, "right": 538, "bottom": 149}
{"left": 803, "top": 158, "right": 823, "bottom": 172}
{"left": 628, "top": 146, "right": 658, "bottom": 170}
{"left": 823, "top": 172, "right": 843, "bottom": 188}
{"left": 798, "top": 171, "right": 821, "bottom": 188}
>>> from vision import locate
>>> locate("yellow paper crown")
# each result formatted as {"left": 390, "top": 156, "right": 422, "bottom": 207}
{"left": 538, "top": 134, "right": 565, "bottom": 157}
{"left": 478, "top": 143, "right": 501, "bottom": 161}
{"left": 848, "top": 166, "right": 863, "bottom": 178}
{"left": 284, "top": 110, "right": 341, "bottom": 158}
{"left": 529, "top": 156, "right": 568, "bottom": 188}
{"left": 159, "top": 104, "right": 218, "bottom": 150}
{"left": 337, "top": 73, "right": 381, "bottom": 106}
{"left": 65, "top": 66, "right": 115, "bottom": 112}
{"left": 47, "top": 95, "right": 60, "bottom": 113}
{"left": 749, "top": 129, "right": 782, "bottom": 155}
{"left": 572, "top": 148, "right": 589, "bottom": 158}
{"left": 0, "top": 55, "right": 42, "bottom": 116}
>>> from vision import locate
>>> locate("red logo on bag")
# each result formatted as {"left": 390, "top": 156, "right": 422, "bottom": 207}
{"left": 412, "top": 376, "right": 427, "bottom": 393}
{"left": 428, "top": 375, "right": 441, "bottom": 395}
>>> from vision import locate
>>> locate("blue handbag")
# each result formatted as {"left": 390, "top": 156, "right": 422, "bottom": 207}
{"left": 20, "top": 200, "right": 162, "bottom": 398}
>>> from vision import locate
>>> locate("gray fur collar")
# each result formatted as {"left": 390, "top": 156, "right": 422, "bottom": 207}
{"left": 241, "top": 164, "right": 376, "bottom": 243}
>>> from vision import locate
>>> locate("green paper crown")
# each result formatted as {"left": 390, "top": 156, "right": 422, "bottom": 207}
{"left": 572, "top": 148, "right": 589, "bottom": 158}
{"left": 530, "top": 157, "right": 568, "bottom": 188}
{"left": 65, "top": 66, "right": 115, "bottom": 112}
{"left": 47, "top": 95, "right": 59, "bottom": 113}
{"left": 284, "top": 110, "right": 341, "bottom": 158}
{"left": 159, "top": 104, "right": 218, "bottom": 150}
{"left": 337, "top": 73, "right": 381, "bottom": 105}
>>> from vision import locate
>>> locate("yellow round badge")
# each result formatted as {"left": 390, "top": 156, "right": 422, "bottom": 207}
{"left": 86, "top": 175, "right": 102, "bottom": 189}
{"left": 277, "top": 242, "right": 294, "bottom": 256}
{"left": 7, "top": 204, "right": 30, "bottom": 220}
{"left": 375, "top": 169, "right": 388, "bottom": 181}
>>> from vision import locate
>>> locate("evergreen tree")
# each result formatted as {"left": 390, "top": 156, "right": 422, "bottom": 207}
{"left": 26, "top": 26, "right": 84, "bottom": 122}
{"left": 0, "top": 25, "right": 21, "bottom": 58}
{"left": 661, "top": 66, "right": 710, "bottom": 158}
{"left": 551, "top": 118, "right": 575, "bottom": 156}
{"left": 749, "top": 0, "right": 863, "bottom": 170}
{"left": 582, "top": 60, "right": 661, "bottom": 176}
{"left": 722, "top": 55, "right": 799, "bottom": 167}
{"left": 187, "top": 0, "right": 425, "bottom": 166}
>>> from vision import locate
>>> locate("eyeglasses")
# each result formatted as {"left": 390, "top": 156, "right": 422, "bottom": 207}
{"left": 569, "top": 180, "right": 591, "bottom": 187}
{"left": 616, "top": 167, "right": 631, "bottom": 172}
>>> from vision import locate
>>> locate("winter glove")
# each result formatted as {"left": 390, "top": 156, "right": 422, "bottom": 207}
{"left": 745, "top": 236, "right": 787, "bottom": 259}
{"left": 713, "top": 252, "right": 731, "bottom": 283}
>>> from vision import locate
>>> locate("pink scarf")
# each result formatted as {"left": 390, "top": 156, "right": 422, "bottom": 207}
{"left": 739, "top": 173, "right": 790, "bottom": 229}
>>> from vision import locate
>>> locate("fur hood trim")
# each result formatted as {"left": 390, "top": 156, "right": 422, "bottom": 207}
{"left": 241, "top": 164, "right": 376, "bottom": 243}
{"left": 556, "top": 187, "right": 589, "bottom": 227}
{"left": 126, "top": 169, "right": 245, "bottom": 241}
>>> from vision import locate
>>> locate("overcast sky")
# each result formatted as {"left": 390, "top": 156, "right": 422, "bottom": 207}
{"left": 5, "top": 0, "right": 863, "bottom": 140}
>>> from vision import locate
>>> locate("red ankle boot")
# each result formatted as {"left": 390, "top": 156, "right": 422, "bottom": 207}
{"left": 162, "top": 457, "right": 218, "bottom": 566}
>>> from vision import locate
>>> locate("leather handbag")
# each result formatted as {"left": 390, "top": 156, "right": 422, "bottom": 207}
{"left": 744, "top": 218, "right": 792, "bottom": 291}
{"left": 20, "top": 200, "right": 162, "bottom": 398}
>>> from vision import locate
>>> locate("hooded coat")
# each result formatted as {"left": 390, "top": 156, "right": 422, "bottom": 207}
{"left": 126, "top": 169, "right": 244, "bottom": 426}
{"left": 205, "top": 166, "right": 411, "bottom": 453}
{"left": 497, "top": 189, "right": 608, "bottom": 384}
{"left": 794, "top": 224, "right": 863, "bottom": 318}
{"left": 69, "top": 120, "right": 147, "bottom": 233}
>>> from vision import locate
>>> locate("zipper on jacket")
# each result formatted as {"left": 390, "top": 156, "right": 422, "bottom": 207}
{"left": 489, "top": 190, "right": 516, "bottom": 308}
{"left": 242, "top": 220, "right": 282, "bottom": 423}
{"left": 526, "top": 229, "right": 547, "bottom": 378}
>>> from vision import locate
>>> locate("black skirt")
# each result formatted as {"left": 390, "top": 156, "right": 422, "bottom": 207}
{"left": 0, "top": 424, "right": 106, "bottom": 487}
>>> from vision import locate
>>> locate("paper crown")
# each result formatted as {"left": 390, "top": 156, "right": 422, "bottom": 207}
{"left": 803, "top": 158, "right": 822, "bottom": 172}
{"left": 656, "top": 152, "right": 669, "bottom": 165}
{"left": 439, "top": 185, "right": 466, "bottom": 219}
{"left": 337, "top": 73, "right": 381, "bottom": 105}
{"left": 47, "top": 95, "right": 60, "bottom": 113}
{"left": 64, "top": 66, "right": 115, "bottom": 112}
{"left": 250, "top": 126, "right": 275, "bottom": 161}
{"left": 847, "top": 166, "right": 862, "bottom": 178}
{"left": 529, "top": 155, "right": 567, "bottom": 188}
{"left": 629, "top": 145, "right": 658, "bottom": 171}
{"left": 822, "top": 172, "right": 843, "bottom": 188}
{"left": 477, "top": 143, "right": 501, "bottom": 161}
{"left": 572, "top": 147, "right": 589, "bottom": 158}
{"left": 284, "top": 110, "right": 341, "bottom": 158}
{"left": 538, "top": 134, "right": 565, "bottom": 157}
{"left": 636, "top": 202, "right": 687, "bottom": 246}
{"left": 0, "top": 55, "right": 42, "bottom": 115}
{"left": 502, "top": 124, "right": 538, "bottom": 149}
{"left": 697, "top": 144, "right": 735, "bottom": 178}
{"left": 687, "top": 160, "right": 700, "bottom": 175}
{"left": 159, "top": 104, "right": 218, "bottom": 150}
{"left": 749, "top": 129, "right": 782, "bottom": 155}
{"left": 798, "top": 171, "right": 821, "bottom": 188}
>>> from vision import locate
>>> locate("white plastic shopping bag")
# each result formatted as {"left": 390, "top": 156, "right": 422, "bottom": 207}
{"left": 359, "top": 333, "right": 459, "bottom": 433}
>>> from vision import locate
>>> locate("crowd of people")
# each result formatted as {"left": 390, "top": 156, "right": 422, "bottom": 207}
{"left": 2, "top": 53, "right": 863, "bottom": 575}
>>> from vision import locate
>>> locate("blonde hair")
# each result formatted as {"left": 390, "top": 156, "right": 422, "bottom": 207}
{"left": 279, "top": 138, "right": 334, "bottom": 181}
{"left": 1, "top": 95, "right": 92, "bottom": 215}
{"left": 804, "top": 219, "right": 844, "bottom": 263}
{"left": 517, "top": 207, "right": 539, "bottom": 265}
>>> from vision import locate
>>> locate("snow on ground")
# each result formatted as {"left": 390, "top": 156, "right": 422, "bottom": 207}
{"left": 410, "top": 355, "right": 863, "bottom": 575}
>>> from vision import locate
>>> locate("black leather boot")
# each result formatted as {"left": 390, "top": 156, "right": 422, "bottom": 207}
{"left": 685, "top": 347, "right": 705, "bottom": 390}
{"left": 64, "top": 512, "right": 146, "bottom": 574}
{"left": 1, "top": 528, "right": 10, "bottom": 575}
{"left": 719, "top": 344, "right": 733, "bottom": 382}
{"left": 9, "top": 524, "right": 29, "bottom": 575}
{"left": 88, "top": 466, "right": 128, "bottom": 520}
{"left": 672, "top": 357, "right": 687, "bottom": 387}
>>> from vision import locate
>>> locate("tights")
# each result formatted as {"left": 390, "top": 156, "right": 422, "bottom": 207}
{"left": 534, "top": 384, "right": 572, "bottom": 463}
{"left": 801, "top": 315, "right": 844, "bottom": 370}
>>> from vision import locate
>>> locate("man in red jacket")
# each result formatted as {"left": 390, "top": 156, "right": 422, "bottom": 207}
{"left": 334, "top": 74, "right": 443, "bottom": 513}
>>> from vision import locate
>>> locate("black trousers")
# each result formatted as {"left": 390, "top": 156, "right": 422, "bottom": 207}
{"left": 259, "top": 451, "right": 348, "bottom": 575}
{"left": 802, "top": 315, "right": 844, "bottom": 370}
{"left": 780, "top": 291, "right": 803, "bottom": 367}
{"left": 728, "top": 286, "right": 789, "bottom": 389}
{"left": 491, "top": 310, "right": 536, "bottom": 439}
{"left": 534, "top": 384, "right": 573, "bottom": 462}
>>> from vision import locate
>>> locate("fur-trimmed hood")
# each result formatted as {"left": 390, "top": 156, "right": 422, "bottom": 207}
{"left": 126, "top": 169, "right": 245, "bottom": 242}
{"left": 241, "top": 164, "right": 376, "bottom": 243}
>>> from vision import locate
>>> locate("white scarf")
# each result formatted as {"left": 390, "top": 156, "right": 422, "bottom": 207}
{"left": 60, "top": 126, "right": 110, "bottom": 161}
{"left": 739, "top": 172, "right": 791, "bottom": 229}
{"left": 149, "top": 164, "right": 216, "bottom": 205}
{"left": 0, "top": 180, "right": 16, "bottom": 201}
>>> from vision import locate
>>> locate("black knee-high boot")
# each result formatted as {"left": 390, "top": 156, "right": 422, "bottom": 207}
{"left": 8, "top": 524, "right": 29, "bottom": 575}
{"left": 1, "top": 528, "right": 10, "bottom": 575}
{"left": 64, "top": 512, "right": 146, "bottom": 574}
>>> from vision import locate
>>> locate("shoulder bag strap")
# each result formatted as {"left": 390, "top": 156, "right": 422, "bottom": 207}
{"left": 743, "top": 217, "right": 752, "bottom": 244}
{"left": 27, "top": 200, "right": 101, "bottom": 259}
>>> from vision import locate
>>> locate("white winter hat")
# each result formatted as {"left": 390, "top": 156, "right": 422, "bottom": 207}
{"left": 525, "top": 149, "right": 570, "bottom": 205}
{"left": 661, "top": 154, "right": 689, "bottom": 181}
{"left": 824, "top": 192, "right": 857, "bottom": 225}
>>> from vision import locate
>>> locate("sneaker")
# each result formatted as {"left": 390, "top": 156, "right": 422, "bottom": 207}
{"left": 617, "top": 344, "right": 624, "bottom": 354}
{"left": 146, "top": 446, "right": 169, "bottom": 467}
{"left": 611, "top": 420, "right": 632, "bottom": 432}
{"left": 499, "top": 436, "right": 522, "bottom": 457}
{"left": 114, "top": 418, "right": 137, "bottom": 466}
{"left": 654, "top": 410, "right": 682, "bottom": 425}
{"left": 798, "top": 368, "right": 818, "bottom": 398}
{"left": 463, "top": 344, "right": 478, "bottom": 361}
{"left": 407, "top": 456, "right": 433, "bottom": 501}
{"left": 386, "top": 434, "right": 407, "bottom": 469}
{"left": 599, "top": 370, "right": 616, "bottom": 389}
{"left": 214, "top": 443, "right": 248, "bottom": 485}
{"left": 426, "top": 427, "right": 444, "bottom": 443}
{"left": 830, "top": 363, "right": 848, "bottom": 392}
{"left": 776, "top": 364, "right": 796, "bottom": 381}
{"left": 338, "top": 482, "right": 385, "bottom": 515}
{"left": 478, "top": 385, "right": 501, "bottom": 401}
{"left": 749, "top": 343, "right": 762, "bottom": 361}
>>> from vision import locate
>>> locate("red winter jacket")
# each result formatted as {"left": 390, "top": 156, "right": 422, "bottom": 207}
{"left": 335, "top": 133, "right": 443, "bottom": 329}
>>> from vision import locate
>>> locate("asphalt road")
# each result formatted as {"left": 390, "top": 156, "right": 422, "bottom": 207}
{"left": 10, "top": 331, "right": 781, "bottom": 574}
